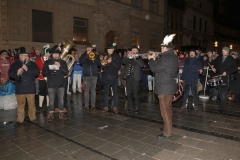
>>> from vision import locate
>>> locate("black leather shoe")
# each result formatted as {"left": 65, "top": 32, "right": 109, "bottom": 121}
{"left": 31, "top": 119, "right": 38, "bottom": 124}
{"left": 14, "top": 122, "right": 22, "bottom": 127}
{"left": 126, "top": 109, "right": 132, "bottom": 113}
{"left": 135, "top": 110, "right": 139, "bottom": 114}
{"left": 218, "top": 109, "right": 225, "bottom": 114}
{"left": 157, "top": 133, "right": 169, "bottom": 139}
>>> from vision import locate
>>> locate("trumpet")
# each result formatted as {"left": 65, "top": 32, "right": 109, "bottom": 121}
{"left": 88, "top": 51, "right": 96, "bottom": 61}
{"left": 128, "top": 52, "right": 161, "bottom": 59}
{"left": 100, "top": 55, "right": 112, "bottom": 66}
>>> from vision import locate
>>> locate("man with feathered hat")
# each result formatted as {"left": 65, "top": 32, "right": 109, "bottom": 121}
{"left": 8, "top": 48, "right": 40, "bottom": 127}
{"left": 35, "top": 44, "right": 52, "bottom": 110}
{"left": 101, "top": 43, "right": 121, "bottom": 113}
{"left": 148, "top": 34, "right": 178, "bottom": 139}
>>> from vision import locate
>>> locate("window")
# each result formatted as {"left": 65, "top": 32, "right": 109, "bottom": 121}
{"left": 149, "top": 31, "right": 156, "bottom": 49}
{"left": 132, "top": 28, "right": 140, "bottom": 46}
{"left": 193, "top": 16, "right": 196, "bottom": 30}
{"left": 32, "top": 9, "right": 53, "bottom": 42}
{"left": 150, "top": 0, "right": 157, "bottom": 13}
{"left": 132, "top": 0, "right": 142, "bottom": 8}
{"left": 73, "top": 17, "right": 88, "bottom": 44}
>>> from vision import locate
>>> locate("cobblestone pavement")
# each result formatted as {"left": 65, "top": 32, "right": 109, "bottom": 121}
{"left": 0, "top": 88, "right": 240, "bottom": 160}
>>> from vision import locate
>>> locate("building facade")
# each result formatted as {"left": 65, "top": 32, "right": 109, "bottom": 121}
{"left": 0, "top": 0, "right": 165, "bottom": 53}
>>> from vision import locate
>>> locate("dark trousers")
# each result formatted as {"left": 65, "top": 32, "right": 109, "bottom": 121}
{"left": 158, "top": 94, "right": 173, "bottom": 136}
{"left": 103, "top": 75, "right": 118, "bottom": 108}
{"left": 48, "top": 88, "right": 65, "bottom": 112}
{"left": 182, "top": 83, "right": 198, "bottom": 107}
{"left": 126, "top": 75, "right": 140, "bottom": 110}
{"left": 218, "top": 86, "right": 228, "bottom": 110}
{"left": 64, "top": 77, "right": 68, "bottom": 107}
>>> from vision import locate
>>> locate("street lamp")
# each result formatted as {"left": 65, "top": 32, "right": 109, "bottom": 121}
{"left": 230, "top": 44, "right": 233, "bottom": 50}
{"left": 214, "top": 41, "right": 218, "bottom": 47}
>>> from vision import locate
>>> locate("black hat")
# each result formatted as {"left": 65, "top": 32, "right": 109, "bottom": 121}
{"left": 19, "top": 48, "right": 28, "bottom": 55}
{"left": 189, "top": 49, "right": 197, "bottom": 55}
{"left": 0, "top": 50, "right": 9, "bottom": 55}
{"left": 132, "top": 45, "right": 140, "bottom": 50}
{"left": 106, "top": 43, "right": 116, "bottom": 49}
{"left": 86, "top": 43, "right": 96, "bottom": 48}
{"left": 50, "top": 45, "right": 61, "bottom": 54}
{"left": 69, "top": 47, "right": 77, "bottom": 53}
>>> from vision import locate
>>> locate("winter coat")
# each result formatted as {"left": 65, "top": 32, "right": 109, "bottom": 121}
{"left": 149, "top": 49, "right": 178, "bottom": 95}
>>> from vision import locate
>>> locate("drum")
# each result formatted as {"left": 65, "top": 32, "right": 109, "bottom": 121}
{"left": 172, "top": 82, "right": 184, "bottom": 102}
{"left": 207, "top": 77, "right": 223, "bottom": 87}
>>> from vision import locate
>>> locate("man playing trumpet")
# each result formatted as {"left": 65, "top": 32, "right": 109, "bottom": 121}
{"left": 122, "top": 45, "right": 144, "bottom": 114}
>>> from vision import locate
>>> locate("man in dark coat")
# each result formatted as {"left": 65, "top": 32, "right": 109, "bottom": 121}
{"left": 181, "top": 49, "right": 203, "bottom": 110}
{"left": 101, "top": 43, "right": 121, "bottom": 114}
{"left": 8, "top": 48, "right": 40, "bottom": 127}
{"left": 80, "top": 43, "right": 101, "bottom": 111}
{"left": 42, "top": 46, "right": 68, "bottom": 121}
{"left": 148, "top": 34, "right": 178, "bottom": 139}
{"left": 122, "top": 45, "right": 144, "bottom": 113}
{"left": 211, "top": 46, "right": 238, "bottom": 113}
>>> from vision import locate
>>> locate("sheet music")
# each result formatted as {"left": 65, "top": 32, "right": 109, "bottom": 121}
{"left": 49, "top": 65, "right": 59, "bottom": 70}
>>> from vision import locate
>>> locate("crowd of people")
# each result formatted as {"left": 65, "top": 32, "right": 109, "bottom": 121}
{"left": 0, "top": 33, "right": 239, "bottom": 139}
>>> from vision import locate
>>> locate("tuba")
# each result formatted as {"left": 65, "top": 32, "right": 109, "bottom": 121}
{"left": 60, "top": 39, "right": 76, "bottom": 70}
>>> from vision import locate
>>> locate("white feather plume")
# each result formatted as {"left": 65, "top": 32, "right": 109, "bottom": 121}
{"left": 92, "top": 44, "right": 96, "bottom": 48}
{"left": 162, "top": 34, "right": 176, "bottom": 45}
{"left": 113, "top": 43, "right": 116, "bottom": 47}
{"left": 43, "top": 44, "right": 50, "bottom": 49}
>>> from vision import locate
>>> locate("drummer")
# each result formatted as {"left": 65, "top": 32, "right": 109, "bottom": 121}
{"left": 180, "top": 49, "right": 203, "bottom": 110}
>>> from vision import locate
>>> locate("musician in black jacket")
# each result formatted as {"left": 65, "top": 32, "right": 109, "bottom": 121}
{"left": 8, "top": 48, "right": 40, "bottom": 127}
{"left": 211, "top": 46, "right": 238, "bottom": 113}
{"left": 42, "top": 46, "right": 68, "bottom": 121}
{"left": 101, "top": 43, "right": 121, "bottom": 113}
{"left": 122, "top": 45, "right": 144, "bottom": 113}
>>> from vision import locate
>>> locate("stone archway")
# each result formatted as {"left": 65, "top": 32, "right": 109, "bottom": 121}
{"left": 105, "top": 31, "right": 117, "bottom": 49}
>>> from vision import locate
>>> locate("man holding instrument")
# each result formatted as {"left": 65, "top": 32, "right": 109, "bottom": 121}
{"left": 8, "top": 48, "right": 40, "bottom": 127}
{"left": 148, "top": 34, "right": 178, "bottom": 139}
{"left": 211, "top": 46, "right": 238, "bottom": 113}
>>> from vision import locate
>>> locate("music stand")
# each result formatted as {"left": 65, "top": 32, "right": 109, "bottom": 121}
{"left": 199, "top": 67, "right": 210, "bottom": 99}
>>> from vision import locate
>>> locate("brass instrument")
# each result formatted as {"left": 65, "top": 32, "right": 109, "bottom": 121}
{"left": 100, "top": 55, "right": 112, "bottom": 66}
{"left": 128, "top": 52, "right": 161, "bottom": 59}
{"left": 88, "top": 51, "right": 96, "bottom": 60}
{"left": 60, "top": 39, "right": 76, "bottom": 70}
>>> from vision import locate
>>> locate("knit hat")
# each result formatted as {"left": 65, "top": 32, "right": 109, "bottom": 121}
{"left": 0, "top": 50, "right": 9, "bottom": 55}
{"left": 222, "top": 46, "right": 229, "bottom": 53}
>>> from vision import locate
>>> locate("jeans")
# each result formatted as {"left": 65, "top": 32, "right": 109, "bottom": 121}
{"left": 103, "top": 75, "right": 118, "bottom": 108}
{"left": 83, "top": 76, "right": 97, "bottom": 107}
{"left": 218, "top": 86, "right": 228, "bottom": 110}
{"left": 126, "top": 75, "right": 140, "bottom": 110}
{"left": 48, "top": 88, "right": 65, "bottom": 113}
{"left": 72, "top": 73, "right": 82, "bottom": 92}
{"left": 183, "top": 83, "right": 198, "bottom": 106}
